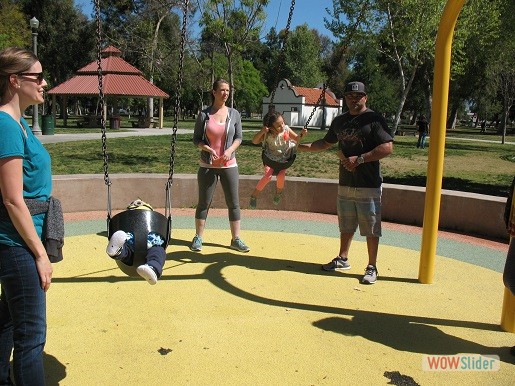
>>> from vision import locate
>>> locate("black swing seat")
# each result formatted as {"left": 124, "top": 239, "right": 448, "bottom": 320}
{"left": 262, "top": 151, "right": 297, "bottom": 176}
{"left": 108, "top": 209, "right": 171, "bottom": 277}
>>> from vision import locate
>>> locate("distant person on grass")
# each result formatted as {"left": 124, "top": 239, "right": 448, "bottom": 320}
{"left": 416, "top": 115, "right": 429, "bottom": 149}
{"left": 298, "top": 81, "right": 393, "bottom": 284}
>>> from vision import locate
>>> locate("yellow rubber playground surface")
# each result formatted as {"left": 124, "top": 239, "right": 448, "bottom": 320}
{"left": 44, "top": 209, "right": 514, "bottom": 385}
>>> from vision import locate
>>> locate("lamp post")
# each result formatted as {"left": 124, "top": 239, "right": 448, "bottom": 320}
{"left": 30, "top": 16, "right": 41, "bottom": 135}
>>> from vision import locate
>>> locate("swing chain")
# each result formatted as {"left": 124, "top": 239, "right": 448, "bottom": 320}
{"left": 166, "top": 0, "right": 189, "bottom": 217}
{"left": 94, "top": 0, "right": 112, "bottom": 222}
{"left": 303, "top": 83, "right": 327, "bottom": 129}
{"left": 267, "top": 0, "right": 296, "bottom": 110}
{"left": 95, "top": 0, "right": 108, "bottom": 187}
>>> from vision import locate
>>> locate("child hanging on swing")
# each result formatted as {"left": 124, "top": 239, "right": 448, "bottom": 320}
{"left": 249, "top": 111, "right": 307, "bottom": 209}
{"left": 106, "top": 199, "right": 166, "bottom": 285}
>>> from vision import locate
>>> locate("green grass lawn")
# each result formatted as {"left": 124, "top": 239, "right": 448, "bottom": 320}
{"left": 44, "top": 119, "right": 515, "bottom": 197}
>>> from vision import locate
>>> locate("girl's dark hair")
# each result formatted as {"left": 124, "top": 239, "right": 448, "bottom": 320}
{"left": 263, "top": 110, "right": 282, "bottom": 127}
{"left": 0, "top": 47, "right": 39, "bottom": 99}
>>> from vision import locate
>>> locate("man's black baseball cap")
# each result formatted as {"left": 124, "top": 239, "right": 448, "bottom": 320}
{"left": 344, "top": 81, "right": 367, "bottom": 95}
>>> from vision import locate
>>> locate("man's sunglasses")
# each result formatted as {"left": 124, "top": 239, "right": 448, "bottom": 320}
{"left": 17, "top": 72, "right": 44, "bottom": 83}
{"left": 345, "top": 93, "right": 366, "bottom": 99}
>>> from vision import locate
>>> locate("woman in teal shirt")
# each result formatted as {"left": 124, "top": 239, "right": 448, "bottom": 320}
{"left": 0, "top": 47, "right": 52, "bottom": 386}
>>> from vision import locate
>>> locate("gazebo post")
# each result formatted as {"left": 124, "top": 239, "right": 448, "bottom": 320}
{"left": 103, "top": 99, "right": 108, "bottom": 127}
{"left": 148, "top": 97, "right": 154, "bottom": 126}
{"left": 51, "top": 95, "right": 57, "bottom": 124}
{"left": 159, "top": 98, "right": 164, "bottom": 129}
{"left": 63, "top": 96, "right": 68, "bottom": 127}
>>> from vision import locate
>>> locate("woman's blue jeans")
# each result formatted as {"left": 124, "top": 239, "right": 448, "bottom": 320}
{"left": 0, "top": 245, "right": 46, "bottom": 386}
{"left": 504, "top": 238, "right": 515, "bottom": 295}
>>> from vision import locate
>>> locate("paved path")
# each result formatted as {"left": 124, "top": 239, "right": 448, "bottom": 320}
{"left": 38, "top": 128, "right": 515, "bottom": 146}
{"left": 42, "top": 209, "right": 514, "bottom": 385}
{"left": 38, "top": 128, "right": 193, "bottom": 144}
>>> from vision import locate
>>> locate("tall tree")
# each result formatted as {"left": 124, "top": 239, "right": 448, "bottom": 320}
{"left": 484, "top": 0, "right": 515, "bottom": 143}
{"left": 327, "top": 0, "right": 444, "bottom": 132}
{"left": 0, "top": 0, "right": 30, "bottom": 49}
{"left": 234, "top": 59, "right": 267, "bottom": 114}
{"left": 260, "top": 27, "right": 284, "bottom": 92}
{"left": 283, "top": 24, "right": 324, "bottom": 87}
{"left": 325, "top": 0, "right": 510, "bottom": 133}
{"left": 446, "top": 0, "right": 503, "bottom": 129}
{"left": 199, "top": 0, "right": 269, "bottom": 107}
{"left": 18, "top": 0, "right": 96, "bottom": 86}
{"left": 97, "top": 0, "right": 185, "bottom": 118}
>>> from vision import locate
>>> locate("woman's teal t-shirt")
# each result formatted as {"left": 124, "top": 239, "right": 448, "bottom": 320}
{"left": 0, "top": 111, "right": 52, "bottom": 246}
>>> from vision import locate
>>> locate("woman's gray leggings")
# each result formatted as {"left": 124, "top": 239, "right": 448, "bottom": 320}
{"left": 195, "top": 166, "right": 241, "bottom": 221}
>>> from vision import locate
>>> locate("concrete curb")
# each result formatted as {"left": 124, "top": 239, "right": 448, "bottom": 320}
{"left": 53, "top": 174, "right": 508, "bottom": 240}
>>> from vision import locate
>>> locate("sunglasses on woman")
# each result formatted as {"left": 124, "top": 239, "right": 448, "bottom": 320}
{"left": 16, "top": 72, "right": 44, "bottom": 84}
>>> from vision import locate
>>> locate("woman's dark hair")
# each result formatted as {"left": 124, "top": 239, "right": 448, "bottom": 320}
{"left": 0, "top": 47, "right": 39, "bottom": 100}
{"left": 212, "top": 78, "right": 229, "bottom": 91}
{"left": 263, "top": 110, "right": 282, "bottom": 127}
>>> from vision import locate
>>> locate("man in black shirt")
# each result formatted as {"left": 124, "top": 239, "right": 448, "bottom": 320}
{"left": 299, "top": 81, "right": 393, "bottom": 284}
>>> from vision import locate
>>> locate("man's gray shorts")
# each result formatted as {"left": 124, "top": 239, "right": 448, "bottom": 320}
{"left": 337, "top": 186, "right": 382, "bottom": 237}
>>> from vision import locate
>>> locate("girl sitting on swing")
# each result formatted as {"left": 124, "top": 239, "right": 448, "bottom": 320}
{"left": 249, "top": 111, "right": 307, "bottom": 209}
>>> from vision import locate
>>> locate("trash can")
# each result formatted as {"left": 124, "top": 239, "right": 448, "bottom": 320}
{"left": 109, "top": 116, "right": 121, "bottom": 130}
{"left": 41, "top": 115, "right": 55, "bottom": 135}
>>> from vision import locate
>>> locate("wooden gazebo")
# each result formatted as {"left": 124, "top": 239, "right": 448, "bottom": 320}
{"left": 47, "top": 46, "right": 169, "bottom": 128}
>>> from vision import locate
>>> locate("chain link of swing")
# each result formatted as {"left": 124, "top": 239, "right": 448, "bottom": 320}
{"left": 94, "top": 0, "right": 113, "bottom": 221}
{"left": 95, "top": 0, "right": 108, "bottom": 185}
{"left": 269, "top": 0, "right": 369, "bottom": 131}
{"left": 265, "top": 0, "right": 326, "bottom": 133}
{"left": 166, "top": 0, "right": 189, "bottom": 218}
{"left": 302, "top": 4, "right": 368, "bottom": 129}
{"left": 95, "top": 0, "right": 188, "bottom": 220}
{"left": 267, "top": 0, "right": 295, "bottom": 109}
{"left": 303, "top": 83, "right": 327, "bottom": 129}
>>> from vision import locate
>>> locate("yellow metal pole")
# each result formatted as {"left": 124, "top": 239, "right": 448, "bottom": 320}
{"left": 418, "top": 0, "right": 466, "bottom": 284}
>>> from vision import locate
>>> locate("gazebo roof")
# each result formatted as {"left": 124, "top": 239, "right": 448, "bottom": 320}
{"left": 47, "top": 45, "right": 169, "bottom": 98}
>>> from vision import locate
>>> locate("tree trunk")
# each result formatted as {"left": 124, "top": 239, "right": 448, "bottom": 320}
{"left": 393, "top": 67, "right": 417, "bottom": 134}
{"left": 501, "top": 97, "right": 509, "bottom": 144}
{"left": 225, "top": 43, "right": 234, "bottom": 109}
{"left": 426, "top": 80, "right": 432, "bottom": 120}
{"left": 447, "top": 103, "right": 458, "bottom": 129}
{"left": 147, "top": 15, "right": 165, "bottom": 122}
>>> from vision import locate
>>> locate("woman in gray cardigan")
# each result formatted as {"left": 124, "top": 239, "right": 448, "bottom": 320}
{"left": 190, "top": 79, "right": 249, "bottom": 253}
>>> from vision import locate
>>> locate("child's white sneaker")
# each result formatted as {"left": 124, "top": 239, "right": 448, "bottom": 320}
{"left": 106, "top": 230, "right": 127, "bottom": 257}
{"left": 136, "top": 264, "right": 158, "bottom": 285}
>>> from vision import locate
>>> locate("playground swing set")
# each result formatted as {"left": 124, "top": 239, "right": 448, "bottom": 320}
{"left": 90, "top": 0, "right": 513, "bottom": 334}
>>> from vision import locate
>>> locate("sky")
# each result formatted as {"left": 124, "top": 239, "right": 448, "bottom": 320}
{"left": 73, "top": 0, "right": 337, "bottom": 40}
